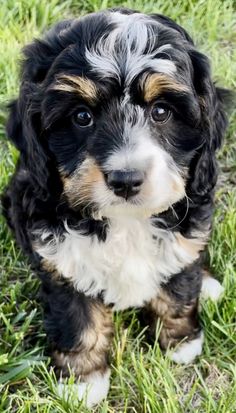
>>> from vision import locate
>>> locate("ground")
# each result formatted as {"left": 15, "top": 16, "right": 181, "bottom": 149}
{"left": 0, "top": 1, "right": 235, "bottom": 412}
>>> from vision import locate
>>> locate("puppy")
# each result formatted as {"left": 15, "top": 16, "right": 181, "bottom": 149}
{"left": 3, "top": 8, "right": 229, "bottom": 407}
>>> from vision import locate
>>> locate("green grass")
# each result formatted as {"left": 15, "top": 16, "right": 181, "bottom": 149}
{"left": 0, "top": 0, "right": 236, "bottom": 411}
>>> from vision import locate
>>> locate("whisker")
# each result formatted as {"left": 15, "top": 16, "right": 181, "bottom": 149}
{"left": 165, "top": 195, "right": 189, "bottom": 231}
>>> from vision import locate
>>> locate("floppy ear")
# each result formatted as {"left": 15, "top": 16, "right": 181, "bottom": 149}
{"left": 188, "top": 50, "right": 230, "bottom": 196}
{"left": 6, "top": 80, "right": 51, "bottom": 199}
{"left": 6, "top": 100, "right": 26, "bottom": 152}
{"left": 150, "top": 15, "right": 230, "bottom": 196}
{"left": 6, "top": 20, "right": 74, "bottom": 198}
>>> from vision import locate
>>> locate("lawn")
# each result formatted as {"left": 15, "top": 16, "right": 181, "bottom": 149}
{"left": 0, "top": 0, "right": 236, "bottom": 412}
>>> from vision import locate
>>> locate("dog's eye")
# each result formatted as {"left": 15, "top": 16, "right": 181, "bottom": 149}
{"left": 151, "top": 104, "right": 171, "bottom": 123}
{"left": 74, "top": 107, "right": 93, "bottom": 127}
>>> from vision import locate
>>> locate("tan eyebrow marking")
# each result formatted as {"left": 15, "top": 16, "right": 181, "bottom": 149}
{"left": 52, "top": 74, "right": 97, "bottom": 103}
{"left": 143, "top": 73, "right": 190, "bottom": 102}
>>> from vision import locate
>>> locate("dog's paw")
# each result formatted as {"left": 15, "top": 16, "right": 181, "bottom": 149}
{"left": 169, "top": 332, "right": 204, "bottom": 364}
{"left": 57, "top": 369, "right": 110, "bottom": 408}
{"left": 201, "top": 276, "right": 224, "bottom": 301}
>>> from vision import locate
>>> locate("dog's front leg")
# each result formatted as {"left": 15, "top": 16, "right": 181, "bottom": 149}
{"left": 40, "top": 276, "right": 114, "bottom": 407}
{"left": 142, "top": 264, "right": 203, "bottom": 364}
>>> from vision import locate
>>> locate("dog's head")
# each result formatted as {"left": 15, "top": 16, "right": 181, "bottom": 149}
{"left": 7, "top": 9, "right": 229, "bottom": 218}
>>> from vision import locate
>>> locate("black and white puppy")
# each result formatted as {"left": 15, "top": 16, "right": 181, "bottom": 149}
{"left": 3, "top": 8, "right": 229, "bottom": 407}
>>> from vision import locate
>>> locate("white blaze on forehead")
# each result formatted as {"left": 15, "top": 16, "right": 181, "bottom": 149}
{"left": 103, "top": 104, "right": 149, "bottom": 171}
{"left": 85, "top": 12, "right": 176, "bottom": 83}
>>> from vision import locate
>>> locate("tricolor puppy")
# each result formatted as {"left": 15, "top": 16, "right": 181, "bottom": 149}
{"left": 3, "top": 8, "right": 229, "bottom": 407}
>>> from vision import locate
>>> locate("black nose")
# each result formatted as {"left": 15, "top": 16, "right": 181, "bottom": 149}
{"left": 106, "top": 170, "right": 144, "bottom": 199}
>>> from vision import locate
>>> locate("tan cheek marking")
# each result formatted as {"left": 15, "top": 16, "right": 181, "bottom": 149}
{"left": 63, "top": 158, "right": 104, "bottom": 208}
{"left": 53, "top": 302, "right": 114, "bottom": 379}
{"left": 143, "top": 73, "right": 190, "bottom": 102}
{"left": 52, "top": 74, "right": 97, "bottom": 103}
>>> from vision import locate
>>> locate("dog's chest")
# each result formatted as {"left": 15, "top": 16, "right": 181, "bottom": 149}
{"left": 37, "top": 217, "right": 200, "bottom": 310}
{"left": 72, "top": 218, "right": 163, "bottom": 309}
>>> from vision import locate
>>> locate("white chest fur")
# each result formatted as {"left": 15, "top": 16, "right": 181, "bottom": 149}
{"left": 35, "top": 217, "right": 205, "bottom": 310}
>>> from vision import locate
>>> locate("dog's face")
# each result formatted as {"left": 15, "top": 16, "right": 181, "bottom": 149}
{"left": 8, "top": 10, "right": 228, "bottom": 218}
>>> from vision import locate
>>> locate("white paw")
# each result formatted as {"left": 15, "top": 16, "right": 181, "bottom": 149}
{"left": 170, "top": 331, "right": 204, "bottom": 364}
{"left": 201, "top": 276, "right": 224, "bottom": 301}
{"left": 57, "top": 369, "right": 110, "bottom": 408}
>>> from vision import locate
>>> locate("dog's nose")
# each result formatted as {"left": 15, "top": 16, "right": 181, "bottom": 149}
{"left": 106, "top": 170, "right": 144, "bottom": 199}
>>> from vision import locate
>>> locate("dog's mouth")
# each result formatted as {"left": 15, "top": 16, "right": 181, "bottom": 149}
{"left": 92, "top": 200, "right": 170, "bottom": 220}
{"left": 93, "top": 184, "right": 174, "bottom": 220}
